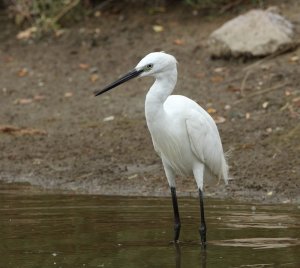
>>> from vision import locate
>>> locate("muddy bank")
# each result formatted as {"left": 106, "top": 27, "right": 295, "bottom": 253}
{"left": 0, "top": 1, "right": 299, "bottom": 203}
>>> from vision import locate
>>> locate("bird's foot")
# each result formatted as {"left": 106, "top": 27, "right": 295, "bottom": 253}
{"left": 200, "top": 240, "right": 207, "bottom": 250}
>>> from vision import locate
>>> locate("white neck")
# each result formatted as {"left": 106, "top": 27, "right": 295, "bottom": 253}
{"left": 145, "top": 68, "right": 177, "bottom": 123}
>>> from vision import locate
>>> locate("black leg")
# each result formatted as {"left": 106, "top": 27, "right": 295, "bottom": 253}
{"left": 198, "top": 188, "right": 207, "bottom": 248}
{"left": 170, "top": 187, "right": 181, "bottom": 242}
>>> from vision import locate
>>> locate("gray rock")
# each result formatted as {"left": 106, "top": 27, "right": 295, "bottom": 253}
{"left": 208, "top": 8, "right": 295, "bottom": 58}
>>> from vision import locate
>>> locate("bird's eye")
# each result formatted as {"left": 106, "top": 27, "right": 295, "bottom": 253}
{"left": 144, "top": 64, "right": 153, "bottom": 71}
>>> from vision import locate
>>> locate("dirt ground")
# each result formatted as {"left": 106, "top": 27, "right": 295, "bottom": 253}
{"left": 0, "top": 1, "right": 299, "bottom": 203}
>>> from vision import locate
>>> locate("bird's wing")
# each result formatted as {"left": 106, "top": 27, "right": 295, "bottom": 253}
{"left": 185, "top": 109, "right": 225, "bottom": 180}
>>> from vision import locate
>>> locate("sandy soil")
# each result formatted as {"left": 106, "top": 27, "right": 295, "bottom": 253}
{"left": 0, "top": 1, "right": 299, "bottom": 203}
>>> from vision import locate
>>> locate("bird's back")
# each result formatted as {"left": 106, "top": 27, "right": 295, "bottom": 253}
{"left": 164, "top": 95, "right": 215, "bottom": 125}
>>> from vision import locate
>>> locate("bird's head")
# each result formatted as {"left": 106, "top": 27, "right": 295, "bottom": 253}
{"left": 94, "top": 52, "right": 177, "bottom": 96}
{"left": 135, "top": 52, "right": 177, "bottom": 78}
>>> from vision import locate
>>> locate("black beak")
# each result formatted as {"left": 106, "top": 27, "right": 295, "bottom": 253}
{"left": 94, "top": 68, "right": 143, "bottom": 96}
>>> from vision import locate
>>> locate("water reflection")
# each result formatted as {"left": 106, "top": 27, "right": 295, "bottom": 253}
{"left": 0, "top": 183, "right": 299, "bottom": 268}
{"left": 201, "top": 248, "right": 207, "bottom": 268}
{"left": 212, "top": 237, "right": 300, "bottom": 249}
{"left": 175, "top": 244, "right": 181, "bottom": 268}
{"left": 173, "top": 243, "right": 208, "bottom": 268}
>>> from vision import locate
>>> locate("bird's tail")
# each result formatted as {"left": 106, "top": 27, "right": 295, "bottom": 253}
{"left": 221, "top": 152, "right": 229, "bottom": 185}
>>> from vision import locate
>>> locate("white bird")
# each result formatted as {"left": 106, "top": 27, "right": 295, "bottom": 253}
{"left": 95, "top": 52, "right": 228, "bottom": 247}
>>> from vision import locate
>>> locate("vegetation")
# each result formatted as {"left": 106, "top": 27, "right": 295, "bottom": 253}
{"left": 6, "top": 0, "right": 82, "bottom": 37}
{"left": 4, "top": 0, "right": 264, "bottom": 38}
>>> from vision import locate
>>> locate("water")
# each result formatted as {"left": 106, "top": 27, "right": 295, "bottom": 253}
{"left": 0, "top": 183, "right": 299, "bottom": 268}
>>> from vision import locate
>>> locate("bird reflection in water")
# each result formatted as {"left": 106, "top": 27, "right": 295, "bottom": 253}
{"left": 173, "top": 243, "right": 207, "bottom": 268}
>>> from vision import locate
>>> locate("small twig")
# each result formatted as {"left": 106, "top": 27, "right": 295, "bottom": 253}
{"left": 284, "top": 124, "right": 300, "bottom": 139}
{"left": 234, "top": 82, "right": 288, "bottom": 104}
{"left": 94, "top": 0, "right": 114, "bottom": 11}
{"left": 243, "top": 42, "right": 300, "bottom": 72}
{"left": 243, "top": 53, "right": 278, "bottom": 72}
{"left": 280, "top": 102, "right": 290, "bottom": 111}
{"left": 240, "top": 71, "right": 251, "bottom": 97}
{"left": 52, "top": 0, "right": 80, "bottom": 24}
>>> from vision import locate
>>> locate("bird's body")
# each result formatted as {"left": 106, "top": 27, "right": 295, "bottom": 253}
{"left": 95, "top": 52, "right": 229, "bottom": 247}
{"left": 147, "top": 94, "right": 228, "bottom": 186}
{"left": 150, "top": 95, "right": 198, "bottom": 177}
{"left": 142, "top": 54, "right": 228, "bottom": 190}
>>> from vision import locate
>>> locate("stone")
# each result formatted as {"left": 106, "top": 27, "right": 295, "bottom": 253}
{"left": 208, "top": 8, "right": 295, "bottom": 58}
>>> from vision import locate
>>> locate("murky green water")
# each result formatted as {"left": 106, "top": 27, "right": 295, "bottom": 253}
{"left": 0, "top": 183, "right": 299, "bottom": 268}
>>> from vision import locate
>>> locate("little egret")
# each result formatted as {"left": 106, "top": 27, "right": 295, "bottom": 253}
{"left": 94, "top": 52, "right": 228, "bottom": 247}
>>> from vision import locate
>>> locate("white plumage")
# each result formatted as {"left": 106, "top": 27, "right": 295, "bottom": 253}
{"left": 138, "top": 52, "right": 228, "bottom": 190}
{"left": 95, "top": 51, "right": 229, "bottom": 247}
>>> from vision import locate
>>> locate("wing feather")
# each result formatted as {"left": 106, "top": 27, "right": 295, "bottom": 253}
{"left": 186, "top": 110, "right": 228, "bottom": 183}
